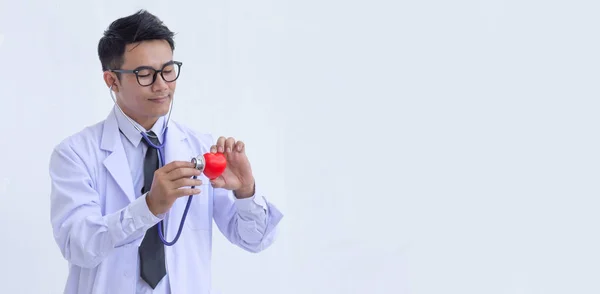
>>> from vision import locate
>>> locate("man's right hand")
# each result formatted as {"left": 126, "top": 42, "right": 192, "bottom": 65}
{"left": 146, "top": 161, "right": 203, "bottom": 216}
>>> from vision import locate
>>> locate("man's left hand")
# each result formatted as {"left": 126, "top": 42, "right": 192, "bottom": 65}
{"left": 209, "top": 136, "right": 255, "bottom": 198}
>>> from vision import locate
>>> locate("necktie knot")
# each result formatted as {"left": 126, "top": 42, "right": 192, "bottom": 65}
{"left": 142, "top": 131, "right": 161, "bottom": 146}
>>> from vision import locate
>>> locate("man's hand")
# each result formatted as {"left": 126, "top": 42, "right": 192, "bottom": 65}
{"left": 210, "top": 136, "right": 255, "bottom": 199}
{"left": 146, "top": 161, "right": 203, "bottom": 216}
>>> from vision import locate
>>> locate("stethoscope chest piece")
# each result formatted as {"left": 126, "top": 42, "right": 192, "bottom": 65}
{"left": 191, "top": 155, "right": 206, "bottom": 173}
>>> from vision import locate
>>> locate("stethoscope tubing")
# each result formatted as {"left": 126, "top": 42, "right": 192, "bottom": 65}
{"left": 110, "top": 86, "right": 194, "bottom": 246}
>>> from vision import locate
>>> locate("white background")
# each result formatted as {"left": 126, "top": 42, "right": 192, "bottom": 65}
{"left": 1, "top": 0, "right": 599, "bottom": 293}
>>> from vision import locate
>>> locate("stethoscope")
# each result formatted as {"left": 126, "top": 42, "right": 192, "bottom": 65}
{"left": 110, "top": 85, "right": 206, "bottom": 246}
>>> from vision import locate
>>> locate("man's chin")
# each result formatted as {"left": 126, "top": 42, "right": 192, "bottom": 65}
{"left": 152, "top": 109, "right": 170, "bottom": 118}
{"left": 147, "top": 99, "right": 172, "bottom": 115}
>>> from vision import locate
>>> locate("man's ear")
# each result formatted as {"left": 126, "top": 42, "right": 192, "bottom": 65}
{"left": 103, "top": 71, "right": 120, "bottom": 92}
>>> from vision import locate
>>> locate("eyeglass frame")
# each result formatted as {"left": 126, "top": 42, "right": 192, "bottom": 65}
{"left": 109, "top": 60, "right": 183, "bottom": 87}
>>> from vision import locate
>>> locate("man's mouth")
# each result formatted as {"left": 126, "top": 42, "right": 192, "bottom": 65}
{"left": 149, "top": 95, "right": 169, "bottom": 103}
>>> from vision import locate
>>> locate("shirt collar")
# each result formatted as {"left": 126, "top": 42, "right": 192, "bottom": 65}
{"left": 113, "top": 106, "right": 166, "bottom": 147}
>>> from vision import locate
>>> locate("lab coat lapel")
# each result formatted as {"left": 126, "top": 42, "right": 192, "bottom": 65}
{"left": 100, "top": 110, "right": 136, "bottom": 203}
{"left": 163, "top": 123, "right": 189, "bottom": 165}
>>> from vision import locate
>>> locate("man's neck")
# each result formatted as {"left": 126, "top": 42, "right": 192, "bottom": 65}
{"left": 116, "top": 103, "right": 159, "bottom": 131}
{"left": 136, "top": 117, "right": 159, "bottom": 131}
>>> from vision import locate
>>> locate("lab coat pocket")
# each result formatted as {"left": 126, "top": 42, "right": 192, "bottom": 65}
{"left": 188, "top": 183, "right": 211, "bottom": 231}
{"left": 98, "top": 244, "right": 137, "bottom": 293}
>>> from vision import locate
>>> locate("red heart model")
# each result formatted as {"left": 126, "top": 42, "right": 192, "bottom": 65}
{"left": 203, "top": 152, "right": 227, "bottom": 180}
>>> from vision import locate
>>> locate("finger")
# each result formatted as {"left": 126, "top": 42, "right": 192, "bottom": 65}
{"left": 225, "top": 137, "right": 235, "bottom": 153}
{"left": 210, "top": 177, "right": 225, "bottom": 188}
{"left": 172, "top": 188, "right": 202, "bottom": 198}
{"left": 159, "top": 161, "right": 196, "bottom": 174}
{"left": 171, "top": 178, "right": 203, "bottom": 189}
{"left": 166, "top": 167, "right": 202, "bottom": 181}
{"left": 216, "top": 136, "right": 226, "bottom": 153}
{"left": 235, "top": 140, "right": 245, "bottom": 152}
{"left": 210, "top": 145, "right": 217, "bottom": 153}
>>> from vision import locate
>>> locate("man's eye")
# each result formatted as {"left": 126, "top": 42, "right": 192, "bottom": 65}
{"left": 137, "top": 69, "right": 153, "bottom": 77}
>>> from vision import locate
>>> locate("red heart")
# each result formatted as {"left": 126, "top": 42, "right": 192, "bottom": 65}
{"left": 203, "top": 152, "right": 227, "bottom": 180}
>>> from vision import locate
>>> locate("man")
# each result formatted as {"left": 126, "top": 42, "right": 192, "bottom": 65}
{"left": 49, "top": 10, "right": 283, "bottom": 294}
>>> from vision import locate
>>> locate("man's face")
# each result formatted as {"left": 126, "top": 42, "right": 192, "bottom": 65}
{"left": 112, "top": 39, "right": 177, "bottom": 128}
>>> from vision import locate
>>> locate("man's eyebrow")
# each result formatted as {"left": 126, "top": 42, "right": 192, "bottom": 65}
{"left": 134, "top": 60, "right": 175, "bottom": 69}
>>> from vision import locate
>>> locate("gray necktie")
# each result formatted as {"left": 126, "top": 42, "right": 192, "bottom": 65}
{"left": 138, "top": 131, "right": 166, "bottom": 289}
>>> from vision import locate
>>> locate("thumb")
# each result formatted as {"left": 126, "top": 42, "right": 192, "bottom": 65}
{"left": 210, "top": 176, "right": 226, "bottom": 188}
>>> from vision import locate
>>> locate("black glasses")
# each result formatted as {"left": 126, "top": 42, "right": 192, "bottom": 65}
{"left": 110, "top": 61, "right": 182, "bottom": 86}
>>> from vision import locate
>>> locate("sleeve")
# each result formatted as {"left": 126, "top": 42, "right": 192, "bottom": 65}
{"left": 49, "top": 142, "right": 163, "bottom": 269}
{"left": 212, "top": 183, "right": 284, "bottom": 253}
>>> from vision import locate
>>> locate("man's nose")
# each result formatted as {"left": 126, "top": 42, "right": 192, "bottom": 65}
{"left": 152, "top": 72, "right": 169, "bottom": 90}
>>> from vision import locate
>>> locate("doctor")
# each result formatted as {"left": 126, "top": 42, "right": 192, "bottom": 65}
{"left": 49, "top": 9, "right": 283, "bottom": 294}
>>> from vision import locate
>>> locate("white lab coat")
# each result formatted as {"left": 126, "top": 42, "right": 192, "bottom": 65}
{"left": 49, "top": 109, "right": 283, "bottom": 294}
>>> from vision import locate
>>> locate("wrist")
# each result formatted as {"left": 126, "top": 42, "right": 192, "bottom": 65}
{"left": 145, "top": 192, "right": 165, "bottom": 216}
{"left": 145, "top": 193, "right": 158, "bottom": 216}
{"left": 234, "top": 182, "right": 255, "bottom": 199}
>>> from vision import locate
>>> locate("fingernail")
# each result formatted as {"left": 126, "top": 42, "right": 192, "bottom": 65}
{"left": 227, "top": 147, "right": 232, "bottom": 153}
{"left": 218, "top": 146, "right": 224, "bottom": 153}
{"left": 237, "top": 145, "right": 242, "bottom": 151}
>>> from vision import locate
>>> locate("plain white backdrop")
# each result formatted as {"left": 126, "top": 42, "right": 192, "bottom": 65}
{"left": 1, "top": 0, "right": 600, "bottom": 293}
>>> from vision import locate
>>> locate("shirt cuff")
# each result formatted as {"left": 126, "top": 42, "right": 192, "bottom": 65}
{"left": 127, "top": 193, "right": 164, "bottom": 229}
{"left": 234, "top": 186, "right": 268, "bottom": 212}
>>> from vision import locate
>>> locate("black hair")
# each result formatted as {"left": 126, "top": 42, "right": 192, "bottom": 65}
{"left": 97, "top": 9, "right": 175, "bottom": 72}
